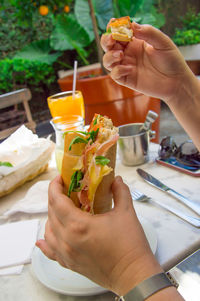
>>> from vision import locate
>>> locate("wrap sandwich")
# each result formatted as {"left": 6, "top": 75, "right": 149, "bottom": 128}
{"left": 61, "top": 114, "right": 119, "bottom": 214}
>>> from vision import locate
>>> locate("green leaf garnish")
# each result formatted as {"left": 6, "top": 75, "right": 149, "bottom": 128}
{"left": 104, "top": 27, "right": 112, "bottom": 35}
{"left": 68, "top": 136, "right": 88, "bottom": 151}
{"left": 89, "top": 128, "right": 99, "bottom": 143}
{"left": 0, "top": 161, "right": 13, "bottom": 167}
{"left": 93, "top": 117, "right": 98, "bottom": 126}
{"left": 67, "top": 127, "right": 100, "bottom": 151}
{"left": 67, "top": 170, "right": 84, "bottom": 197}
{"left": 95, "top": 156, "right": 110, "bottom": 166}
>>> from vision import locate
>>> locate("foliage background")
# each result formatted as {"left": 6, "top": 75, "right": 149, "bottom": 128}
{"left": 0, "top": 0, "right": 199, "bottom": 122}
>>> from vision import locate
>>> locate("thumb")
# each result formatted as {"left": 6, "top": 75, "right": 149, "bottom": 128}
{"left": 132, "top": 22, "right": 175, "bottom": 50}
{"left": 112, "top": 176, "right": 134, "bottom": 211}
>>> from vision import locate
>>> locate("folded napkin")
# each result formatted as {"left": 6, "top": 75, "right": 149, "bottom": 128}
{"left": 0, "top": 219, "right": 39, "bottom": 275}
{"left": 4, "top": 181, "right": 50, "bottom": 216}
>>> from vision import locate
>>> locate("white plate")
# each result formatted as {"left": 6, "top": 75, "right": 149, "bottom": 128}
{"left": 31, "top": 217, "right": 157, "bottom": 296}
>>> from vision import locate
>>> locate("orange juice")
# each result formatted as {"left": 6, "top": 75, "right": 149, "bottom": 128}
{"left": 47, "top": 91, "right": 85, "bottom": 120}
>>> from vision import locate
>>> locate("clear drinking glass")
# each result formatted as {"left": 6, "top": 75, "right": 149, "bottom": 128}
{"left": 47, "top": 90, "right": 85, "bottom": 121}
{"left": 50, "top": 115, "right": 84, "bottom": 173}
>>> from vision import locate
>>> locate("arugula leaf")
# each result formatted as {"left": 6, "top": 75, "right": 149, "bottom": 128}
{"left": 104, "top": 27, "right": 112, "bottom": 35}
{"left": 89, "top": 128, "right": 99, "bottom": 143}
{"left": 68, "top": 136, "right": 88, "bottom": 151}
{"left": 67, "top": 170, "right": 84, "bottom": 197}
{"left": 93, "top": 117, "right": 98, "bottom": 126}
{"left": 95, "top": 156, "right": 110, "bottom": 166}
{"left": 67, "top": 127, "right": 99, "bottom": 151}
{"left": 0, "top": 161, "right": 13, "bottom": 167}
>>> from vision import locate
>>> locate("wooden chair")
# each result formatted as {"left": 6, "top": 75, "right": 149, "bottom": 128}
{"left": 0, "top": 88, "right": 36, "bottom": 140}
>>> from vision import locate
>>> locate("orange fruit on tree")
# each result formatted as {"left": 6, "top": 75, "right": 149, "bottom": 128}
{"left": 39, "top": 5, "right": 49, "bottom": 16}
{"left": 64, "top": 5, "right": 70, "bottom": 13}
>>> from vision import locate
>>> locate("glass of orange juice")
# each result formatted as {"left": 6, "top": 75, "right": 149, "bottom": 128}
{"left": 47, "top": 90, "right": 85, "bottom": 121}
{"left": 50, "top": 115, "right": 84, "bottom": 173}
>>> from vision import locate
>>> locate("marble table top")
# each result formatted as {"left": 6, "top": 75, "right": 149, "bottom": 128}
{"left": 0, "top": 143, "right": 200, "bottom": 301}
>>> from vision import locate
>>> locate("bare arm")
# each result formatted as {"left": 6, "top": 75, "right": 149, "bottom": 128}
{"left": 101, "top": 23, "right": 200, "bottom": 150}
{"left": 36, "top": 176, "right": 184, "bottom": 300}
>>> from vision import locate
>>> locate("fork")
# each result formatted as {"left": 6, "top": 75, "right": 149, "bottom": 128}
{"left": 130, "top": 189, "right": 200, "bottom": 228}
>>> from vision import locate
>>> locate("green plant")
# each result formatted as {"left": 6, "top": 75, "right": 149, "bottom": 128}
{"left": 113, "top": 0, "right": 165, "bottom": 28}
{"left": 3, "top": 0, "right": 165, "bottom": 68}
{"left": 173, "top": 10, "right": 200, "bottom": 46}
{"left": 0, "top": 58, "right": 56, "bottom": 94}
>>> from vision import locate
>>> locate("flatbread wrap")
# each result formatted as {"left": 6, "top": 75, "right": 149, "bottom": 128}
{"left": 61, "top": 114, "right": 119, "bottom": 214}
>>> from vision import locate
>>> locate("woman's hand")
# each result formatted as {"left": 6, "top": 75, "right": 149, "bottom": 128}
{"left": 36, "top": 175, "right": 162, "bottom": 295}
{"left": 101, "top": 22, "right": 192, "bottom": 103}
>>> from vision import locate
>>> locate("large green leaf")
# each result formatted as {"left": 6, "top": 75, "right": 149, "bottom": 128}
{"left": 113, "top": 0, "right": 144, "bottom": 18}
{"left": 14, "top": 40, "right": 62, "bottom": 65}
{"left": 93, "top": 0, "right": 113, "bottom": 31}
{"left": 75, "top": 0, "right": 94, "bottom": 41}
{"left": 75, "top": 0, "right": 113, "bottom": 36}
{"left": 50, "top": 14, "right": 91, "bottom": 51}
{"left": 137, "top": 5, "right": 165, "bottom": 28}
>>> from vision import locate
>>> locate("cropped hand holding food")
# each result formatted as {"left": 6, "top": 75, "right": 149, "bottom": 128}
{"left": 101, "top": 18, "right": 200, "bottom": 151}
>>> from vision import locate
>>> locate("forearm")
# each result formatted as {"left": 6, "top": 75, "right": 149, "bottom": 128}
{"left": 165, "top": 71, "right": 200, "bottom": 150}
{"left": 113, "top": 253, "right": 184, "bottom": 300}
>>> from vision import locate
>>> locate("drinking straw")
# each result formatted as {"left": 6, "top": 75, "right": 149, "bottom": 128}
{"left": 72, "top": 60, "right": 78, "bottom": 99}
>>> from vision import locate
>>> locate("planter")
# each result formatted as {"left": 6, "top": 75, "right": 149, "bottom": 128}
{"left": 58, "top": 66, "right": 161, "bottom": 143}
{"left": 178, "top": 43, "right": 200, "bottom": 75}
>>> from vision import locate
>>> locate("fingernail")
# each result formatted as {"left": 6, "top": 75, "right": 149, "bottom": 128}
{"left": 113, "top": 51, "right": 122, "bottom": 58}
{"left": 115, "top": 175, "right": 123, "bottom": 183}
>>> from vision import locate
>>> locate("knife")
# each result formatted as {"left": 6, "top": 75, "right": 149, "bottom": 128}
{"left": 137, "top": 168, "right": 200, "bottom": 216}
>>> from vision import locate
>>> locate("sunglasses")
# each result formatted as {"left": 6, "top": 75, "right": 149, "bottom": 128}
{"left": 158, "top": 136, "right": 200, "bottom": 168}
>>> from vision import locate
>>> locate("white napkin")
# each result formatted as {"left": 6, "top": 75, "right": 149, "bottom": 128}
{"left": 3, "top": 181, "right": 50, "bottom": 216}
{"left": 0, "top": 219, "right": 39, "bottom": 275}
{"left": 0, "top": 265, "right": 24, "bottom": 276}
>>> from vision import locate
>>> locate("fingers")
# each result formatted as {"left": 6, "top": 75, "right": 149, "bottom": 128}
{"left": 101, "top": 34, "right": 116, "bottom": 52}
{"left": 132, "top": 22, "right": 175, "bottom": 50}
{"left": 110, "top": 65, "right": 133, "bottom": 82}
{"left": 36, "top": 239, "right": 67, "bottom": 268}
{"left": 36, "top": 239, "right": 56, "bottom": 261}
{"left": 48, "top": 176, "right": 79, "bottom": 223}
{"left": 103, "top": 50, "right": 123, "bottom": 71}
{"left": 112, "top": 176, "right": 134, "bottom": 211}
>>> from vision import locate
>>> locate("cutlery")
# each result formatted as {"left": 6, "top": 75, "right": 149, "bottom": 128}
{"left": 137, "top": 168, "right": 200, "bottom": 216}
{"left": 139, "top": 110, "right": 158, "bottom": 132}
{"left": 131, "top": 189, "right": 200, "bottom": 227}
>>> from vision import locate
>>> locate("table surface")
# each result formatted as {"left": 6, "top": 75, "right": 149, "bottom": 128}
{"left": 0, "top": 143, "right": 200, "bottom": 301}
